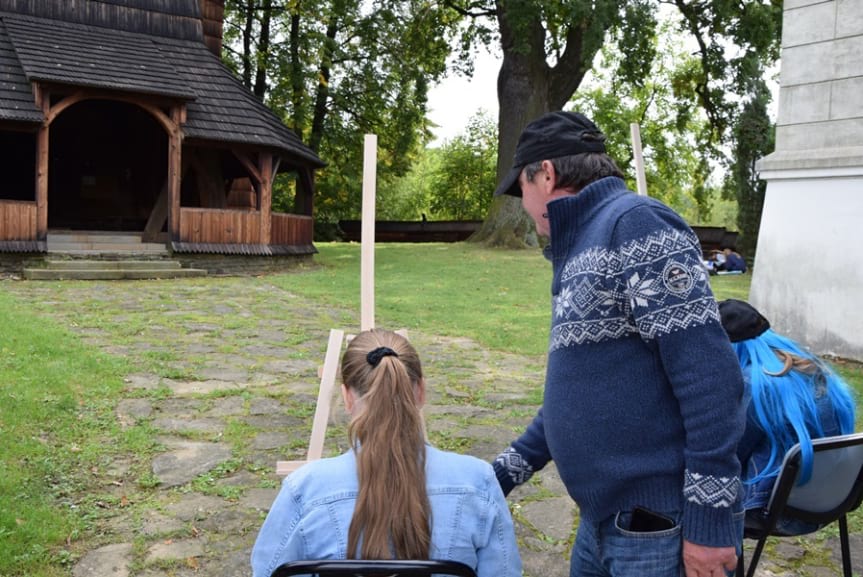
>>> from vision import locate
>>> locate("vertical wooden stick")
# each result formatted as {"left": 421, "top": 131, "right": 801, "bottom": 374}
{"left": 630, "top": 123, "right": 648, "bottom": 197}
{"left": 361, "top": 134, "right": 377, "bottom": 331}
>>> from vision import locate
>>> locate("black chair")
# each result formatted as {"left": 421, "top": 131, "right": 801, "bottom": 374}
{"left": 271, "top": 559, "right": 478, "bottom": 577}
{"left": 737, "top": 432, "right": 863, "bottom": 577}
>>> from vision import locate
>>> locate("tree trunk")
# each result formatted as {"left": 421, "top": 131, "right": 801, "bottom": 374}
{"left": 472, "top": 3, "right": 596, "bottom": 247}
{"left": 289, "top": 9, "right": 304, "bottom": 134}
{"left": 471, "top": 3, "right": 549, "bottom": 247}
{"left": 253, "top": 0, "right": 273, "bottom": 99}
{"left": 309, "top": 18, "right": 338, "bottom": 154}
{"left": 241, "top": 0, "right": 254, "bottom": 88}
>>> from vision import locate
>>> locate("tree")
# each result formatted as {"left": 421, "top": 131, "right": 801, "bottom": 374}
{"left": 426, "top": 111, "right": 497, "bottom": 220}
{"left": 371, "top": 110, "right": 496, "bottom": 222}
{"left": 222, "top": 1, "right": 458, "bottom": 229}
{"left": 570, "top": 19, "right": 716, "bottom": 222}
{"left": 727, "top": 79, "right": 774, "bottom": 261}
{"left": 439, "top": 0, "right": 781, "bottom": 247}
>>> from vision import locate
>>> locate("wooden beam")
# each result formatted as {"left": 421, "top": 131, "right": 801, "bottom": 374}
{"left": 144, "top": 157, "right": 192, "bottom": 242}
{"left": 44, "top": 90, "right": 174, "bottom": 134}
{"left": 361, "top": 135, "right": 377, "bottom": 331}
{"left": 233, "top": 151, "right": 262, "bottom": 186}
{"left": 276, "top": 328, "right": 345, "bottom": 475}
{"left": 259, "top": 153, "right": 273, "bottom": 245}
{"left": 168, "top": 108, "right": 183, "bottom": 241}
{"left": 630, "top": 123, "right": 648, "bottom": 197}
{"left": 143, "top": 178, "right": 169, "bottom": 242}
{"left": 35, "top": 85, "right": 49, "bottom": 240}
{"left": 296, "top": 168, "right": 315, "bottom": 216}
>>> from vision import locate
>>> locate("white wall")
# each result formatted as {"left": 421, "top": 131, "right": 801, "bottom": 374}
{"left": 753, "top": 0, "right": 863, "bottom": 360}
{"left": 749, "top": 171, "right": 863, "bottom": 359}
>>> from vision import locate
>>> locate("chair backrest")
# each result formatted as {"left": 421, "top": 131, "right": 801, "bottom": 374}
{"left": 766, "top": 432, "right": 863, "bottom": 521}
{"left": 271, "top": 559, "right": 478, "bottom": 577}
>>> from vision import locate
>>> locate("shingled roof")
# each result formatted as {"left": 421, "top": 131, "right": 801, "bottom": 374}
{"left": 0, "top": 0, "right": 324, "bottom": 168}
{"left": 0, "top": 19, "right": 41, "bottom": 122}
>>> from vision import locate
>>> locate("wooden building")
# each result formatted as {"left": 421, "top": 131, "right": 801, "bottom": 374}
{"left": 0, "top": 0, "right": 324, "bottom": 256}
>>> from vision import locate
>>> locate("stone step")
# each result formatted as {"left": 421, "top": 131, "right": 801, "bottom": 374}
{"left": 23, "top": 268, "right": 207, "bottom": 281}
{"left": 47, "top": 233, "right": 145, "bottom": 245}
{"left": 42, "top": 260, "right": 182, "bottom": 271}
{"left": 47, "top": 243, "right": 169, "bottom": 253}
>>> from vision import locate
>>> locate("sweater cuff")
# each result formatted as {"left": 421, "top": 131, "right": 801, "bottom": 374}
{"left": 682, "top": 499, "right": 742, "bottom": 547}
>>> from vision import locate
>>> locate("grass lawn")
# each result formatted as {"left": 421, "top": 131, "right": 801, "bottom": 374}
{"left": 0, "top": 291, "right": 137, "bottom": 576}
{"left": 280, "top": 242, "right": 862, "bottom": 419}
{"left": 0, "top": 242, "right": 861, "bottom": 575}
{"left": 272, "top": 242, "right": 755, "bottom": 357}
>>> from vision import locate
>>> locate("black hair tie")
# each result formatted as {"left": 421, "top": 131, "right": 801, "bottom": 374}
{"left": 366, "top": 346, "right": 398, "bottom": 367}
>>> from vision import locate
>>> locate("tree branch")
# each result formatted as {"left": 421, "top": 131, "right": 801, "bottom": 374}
{"left": 440, "top": 0, "right": 496, "bottom": 18}
{"left": 672, "top": 0, "right": 723, "bottom": 136}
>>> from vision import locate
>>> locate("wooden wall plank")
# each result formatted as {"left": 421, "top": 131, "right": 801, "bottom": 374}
{"left": 0, "top": 201, "right": 37, "bottom": 242}
{"left": 179, "top": 208, "right": 268, "bottom": 245}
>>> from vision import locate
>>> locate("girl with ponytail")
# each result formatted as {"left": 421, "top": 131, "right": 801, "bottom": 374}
{"left": 252, "top": 329, "right": 521, "bottom": 577}
{"left": 719, "top": 299, "right": 857, "bottom": 535}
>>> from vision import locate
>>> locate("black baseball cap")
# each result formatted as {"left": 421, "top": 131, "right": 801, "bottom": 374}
{"left": 718, "top": 299, "right": 771, "bottom": 342}
{"left": 493, "top": 111, "right": 607, "bottom": 197}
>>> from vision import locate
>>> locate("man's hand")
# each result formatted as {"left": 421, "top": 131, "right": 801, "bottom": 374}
{"left": 682, "top": 539, "right": 737, "bottom": 577}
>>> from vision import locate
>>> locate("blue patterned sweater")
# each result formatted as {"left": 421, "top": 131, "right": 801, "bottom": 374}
{"left": 493, "top": 176, "right": 746, "bottom": 547}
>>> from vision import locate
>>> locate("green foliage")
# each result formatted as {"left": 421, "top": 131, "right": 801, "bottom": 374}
{"left": 364, "top": 110, "right": 496, "bottom": 222}
{"left": 571, "top": 19, "right": 721, "bottom": 222}
{"left": 426, "top": 111, "right": 497, "bottom": 220}
{"left": 443, "top": 1, "right": 780, "bottom": 245}
{"left": 223, "top": 0, "right": 460, "bottom": 226}
{"left": 375, "top": 147, "right": 440, "bottom": 221}
{"left": 727, "top": 80, "right": 774, "bottom": 260}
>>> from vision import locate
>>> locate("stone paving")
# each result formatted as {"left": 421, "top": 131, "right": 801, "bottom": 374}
{"left": 4, "top": 276, "right": 861, "bottom": 577}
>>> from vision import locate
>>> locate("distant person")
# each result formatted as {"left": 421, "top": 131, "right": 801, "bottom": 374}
{"left": 489, "top": 110, "right": 745, "bottom": 577}
{"left": 719, "top": 299, "right": 857, "bottom": 535}
{"left": 716, "top": 248, "right": 746, "bottom": 274}
{"left": 251, "top": 329, "right": 521, "bottom": 577}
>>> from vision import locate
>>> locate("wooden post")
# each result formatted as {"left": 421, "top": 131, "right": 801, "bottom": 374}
{"left": 168, "top": 107, "right": 183, "bottom": 241}
{"left": 259, "top": 153, "right": 273, "bottom": 245}
{"left": 34, "top": 84, "right": 49, "bottom": 241}
{"left": 361, "top": 135, "right": 377, "bottom": 331}
{"left": 630, "top": 123, "right": 648, "bottom": 196}
{"left": 276, "top": 328, "right": 345, "bottom": 475}
{"left": 296, "top": 168, "right": 315, "bottom": 217}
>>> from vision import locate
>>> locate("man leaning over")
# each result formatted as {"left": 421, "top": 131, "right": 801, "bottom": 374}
{"left": 490, "top": 111, "right": 746, "bottom": 577}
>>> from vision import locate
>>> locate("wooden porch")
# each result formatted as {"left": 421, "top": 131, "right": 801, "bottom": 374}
{"left": 0, "top": 200, "right": 313, "bottom": 255}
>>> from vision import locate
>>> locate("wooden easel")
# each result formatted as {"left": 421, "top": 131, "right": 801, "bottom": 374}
{"left": 276, "top": 134, "right": 381, "bottom": 476}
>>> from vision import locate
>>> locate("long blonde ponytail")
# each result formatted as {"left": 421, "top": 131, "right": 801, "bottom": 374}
{"left": 340, "top": 330, "right": 430, "bottom": 560}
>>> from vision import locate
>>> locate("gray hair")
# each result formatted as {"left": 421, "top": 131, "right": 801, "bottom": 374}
{"left": 523, "top": 153, "right": 624, "bottom": 193}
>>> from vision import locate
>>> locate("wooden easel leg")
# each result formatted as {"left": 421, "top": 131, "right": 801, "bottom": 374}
{"left": 276, "top": 328, "right": 345, "bottom": 476}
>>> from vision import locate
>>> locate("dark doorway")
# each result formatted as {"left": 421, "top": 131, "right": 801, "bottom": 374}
{"left": 48, "top": 99, "right": 167, "bottom": 230}
{"left": 0, "top": 129, "right": 36, "bottom": 201}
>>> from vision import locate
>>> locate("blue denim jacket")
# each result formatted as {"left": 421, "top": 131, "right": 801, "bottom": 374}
{"left": 251, "top": 446, "right": 522, "bottom": 577}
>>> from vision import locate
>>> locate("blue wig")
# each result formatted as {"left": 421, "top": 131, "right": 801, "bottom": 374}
{"left": 732, "top": 329, "right": 856, "bottom": 485}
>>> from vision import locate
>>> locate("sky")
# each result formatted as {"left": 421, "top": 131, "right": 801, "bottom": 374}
{"left": 426, "top": 49, "right": 502, "bottom": 146}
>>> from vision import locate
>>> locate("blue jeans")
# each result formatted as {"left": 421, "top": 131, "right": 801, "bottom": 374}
{"left": 570, "top": 510, "right": 744, "bottom": 577}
